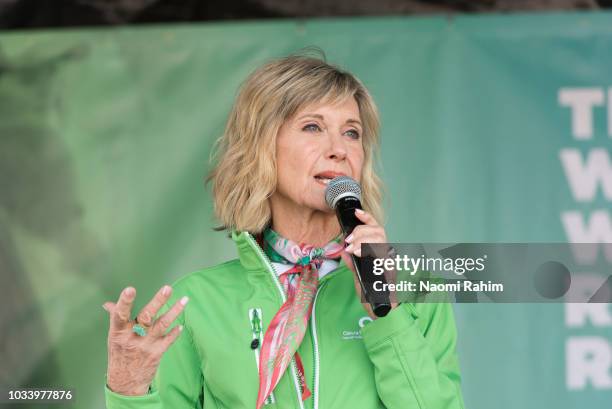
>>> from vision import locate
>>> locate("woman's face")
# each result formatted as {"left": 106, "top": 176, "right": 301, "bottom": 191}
{"left": 273, "top": 97, "right": 365, "bottom": 213}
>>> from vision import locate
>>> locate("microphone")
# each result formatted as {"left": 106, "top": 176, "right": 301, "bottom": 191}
{"left": 325, "top": 176, "right": 392, "bottom": 317}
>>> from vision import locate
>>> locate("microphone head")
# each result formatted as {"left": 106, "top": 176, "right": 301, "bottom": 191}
{"left": 325, "top": 176, "right": 362, "bottom": 209}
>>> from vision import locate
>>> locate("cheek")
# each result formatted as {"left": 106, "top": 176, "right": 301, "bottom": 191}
{"left": 276, "top": 144, "right": 310, "bottom": 192}
{"left": 350, "top": 147, "right": 365, "bottom": 179}
{"left": 276, "top": 159, "right": 297, "bottom": 194}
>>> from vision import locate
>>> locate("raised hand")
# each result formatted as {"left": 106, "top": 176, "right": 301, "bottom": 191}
{"left": 103, "top": 285, "right": 189, "bottom": 396}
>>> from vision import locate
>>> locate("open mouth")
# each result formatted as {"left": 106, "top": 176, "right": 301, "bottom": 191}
{"left": 314, "top": 171, "right": 346, "bottom": 185}
{"left": 314, "top": 175, "right": 334, "bottom": 185}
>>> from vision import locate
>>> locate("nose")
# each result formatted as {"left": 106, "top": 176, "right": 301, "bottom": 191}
{"left": 325, "top": 131, "right": 347, "bottom": 162}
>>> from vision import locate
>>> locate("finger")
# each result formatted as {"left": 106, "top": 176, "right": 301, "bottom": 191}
{"left": 160, "top": 324, "right": 184, "bottom": 351}
{"left": 353, "top": 238, "right": 385, "bottom": 257}
{"left": 111, "top": 287, "right": 136, "bottom": 331}
{"left": 136, "top": 285, "right": 172, "bottom": 327}
{"left": 345, "top": 225, "right": 383, "bottom": 244}
{"left": 344, "top": 242, "right": 357, "bottom": 255}
{"left": 150, "top": 296, "right": 189, "bottom": 337}
{"left": 346, "top": 233, "right": 387, "bottom": 257}
{"left": 102, "top": 301, "right": 115, "bottom": 313}
{"left": 354, "top": 209, "right": 378, "bottom": 226}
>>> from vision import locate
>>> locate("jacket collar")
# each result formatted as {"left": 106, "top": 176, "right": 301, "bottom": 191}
{"left": 231, "top": 230, "right": 269, "bottom": 272}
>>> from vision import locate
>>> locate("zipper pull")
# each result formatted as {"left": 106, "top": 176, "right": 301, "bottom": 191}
{"left": 249, "top": 308, "right": 263, "bottom": 349}
{"left": 251, "top": 309, "right": 262, "bottom": 336}
{"left": 248, "top": 307, "right": 276, "bottom": 405}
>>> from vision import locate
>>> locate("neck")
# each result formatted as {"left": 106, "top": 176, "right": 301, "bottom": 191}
{"left": 269, "top": 199, "right": 342, "bottom": 247}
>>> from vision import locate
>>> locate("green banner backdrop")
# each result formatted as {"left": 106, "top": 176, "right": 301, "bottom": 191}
{"left": 0, "top": 10, "right": 611, "bottom": 409}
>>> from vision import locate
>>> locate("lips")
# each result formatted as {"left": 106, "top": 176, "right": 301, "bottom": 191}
{"left": 314, "top": 171, "right": 346, "bottom": 185}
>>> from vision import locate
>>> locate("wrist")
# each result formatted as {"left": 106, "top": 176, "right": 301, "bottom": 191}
{"left": 106, "top": 378, "right": 150, "bottom": 396}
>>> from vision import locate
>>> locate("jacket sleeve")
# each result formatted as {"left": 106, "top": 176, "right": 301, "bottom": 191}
{"left": 360, "top": 301, "right": 465, "bottom": 409}
{"left": 104, "top": 291, "right": 204, "bottom": 409}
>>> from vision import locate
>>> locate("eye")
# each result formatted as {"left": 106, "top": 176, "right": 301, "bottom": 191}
{"left": 345, "top": 129, "right": 361, "bottom": 139}
{"left": 302, "top": 123, "right": 322, "bottom": 132}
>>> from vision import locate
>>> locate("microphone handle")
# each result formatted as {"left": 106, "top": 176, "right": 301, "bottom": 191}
{"left": 335, "top": 197, "right": 392, "bottom": 317}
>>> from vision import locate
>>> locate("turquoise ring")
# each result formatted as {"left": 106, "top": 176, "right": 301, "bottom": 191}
{"left": 132, "top": 324, "right": 147, "bottom": 337}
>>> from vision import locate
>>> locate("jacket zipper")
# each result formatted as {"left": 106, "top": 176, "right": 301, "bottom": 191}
{"left": 245, "top": 232, "right": 307, "bottom": 409}
{"left": 310, "top": 266, "right": 344, "bottom": 409}
{"left": 249, "top": 308, "right": 275, "bottom": 405}
{"left": 310, "top": 283, "right": 322, "bottom": 409}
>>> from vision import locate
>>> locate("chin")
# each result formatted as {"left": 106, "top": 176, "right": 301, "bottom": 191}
{"left": 309, "top": 201, "right": 334, "bottom": 213}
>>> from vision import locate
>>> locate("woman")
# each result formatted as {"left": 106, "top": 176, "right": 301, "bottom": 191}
{"left": 103, "top": 53, "right": 465, "bottom": 409}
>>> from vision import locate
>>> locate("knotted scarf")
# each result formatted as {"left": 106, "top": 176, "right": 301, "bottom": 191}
{"left": 256, "top": 228, "right": 344, "bottom": 409}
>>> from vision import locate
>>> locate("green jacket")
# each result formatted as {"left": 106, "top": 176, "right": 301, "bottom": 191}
{"left": 105, "top": 231, "right": 465, "bottom": 409}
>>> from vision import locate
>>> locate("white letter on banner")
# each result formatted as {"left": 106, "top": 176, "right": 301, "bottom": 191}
{"left": 558, "top": 88, "right": 604, "bottom": 140}
{"left": 562, "top": 210, "right": 612, "bottom": 264}
{"left": 566, "top": 337, "right": 612, "bottom": 390}
{"left": 565, "top": 274, "right": 612, "bottom": 326}
{"left": 608, "top": 88, "right": 612, "bottom": 137}
{"left": 560, "top": 148, "right": 612, "bottom": 201}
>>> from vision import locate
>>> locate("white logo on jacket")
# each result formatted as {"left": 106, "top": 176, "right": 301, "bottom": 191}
{"left": 342, "top": 316, "right": 373, "bottom": 340}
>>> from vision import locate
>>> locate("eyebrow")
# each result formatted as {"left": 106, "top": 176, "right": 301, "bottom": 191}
{"left": 297, "top": 113, "right": 362, "bottom": 127}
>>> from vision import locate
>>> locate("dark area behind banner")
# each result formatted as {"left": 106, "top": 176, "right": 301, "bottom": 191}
{"left": 0, "top": 11, "right": 610, "bottom": 409}
{"left": 2, "top": 1, "right": 610, "bottom": 29}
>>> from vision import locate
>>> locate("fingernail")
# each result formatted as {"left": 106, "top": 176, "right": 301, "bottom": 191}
{"left": 345, "top": 234, "right": 354, "bottom": 243}
{"left": 124, "top": 287, "right": 134, "bottom": 297}
{"left": 180, "top": 296, "right": 189, "bottom": 306}
{"left": 346, "top": 243, "right": 354, "bottom": 252}
{"left": 162, "top": 285, "right": 171, "bottom": 296}
{"left": 355, "top": 208, "right": 364, "bottom": 214}
{"left": 102, "top": 304, "right": 108, "bottom": 312}
{"left": 179, "top": 325, "right": 184, "bottom": 332}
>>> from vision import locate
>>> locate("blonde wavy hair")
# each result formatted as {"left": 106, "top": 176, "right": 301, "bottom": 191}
{"left": 207, "top": 51, "right": 385, "bottom": 234}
